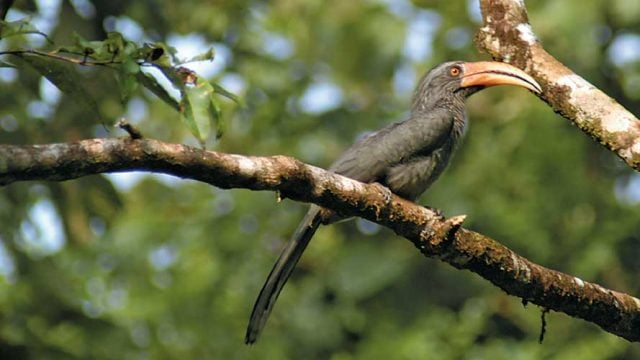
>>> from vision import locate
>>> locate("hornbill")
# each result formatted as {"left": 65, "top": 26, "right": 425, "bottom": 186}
{"left": 246, "top": 61, "right": 542, "bottom": 344}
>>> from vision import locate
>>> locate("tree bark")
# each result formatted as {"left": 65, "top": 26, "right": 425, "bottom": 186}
{"left": 475, "top": 0, "right": 640, "bottom": 171}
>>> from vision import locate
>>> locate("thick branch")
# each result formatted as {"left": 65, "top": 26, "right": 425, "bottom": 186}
{"left": 475, "top": 0, "right": 640, "bottom": 171}
{"left": 1, "top": 138, "right": 639, "bottom": 341}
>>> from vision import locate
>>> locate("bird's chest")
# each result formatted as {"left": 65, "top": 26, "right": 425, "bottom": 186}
{"left": 383, "top": 116, "right": 465, "bottom": 200}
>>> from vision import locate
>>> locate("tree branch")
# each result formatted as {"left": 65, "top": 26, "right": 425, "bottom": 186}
{"left": 475, "top": 0, "right": 640, "bottom": 171}
{"left": 1, "top": 138, "right": 639, "bottom": 342}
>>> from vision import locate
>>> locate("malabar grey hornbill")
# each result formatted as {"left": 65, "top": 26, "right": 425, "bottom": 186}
{"left": 246, "top": 61, "right": 542, "bottom": 344}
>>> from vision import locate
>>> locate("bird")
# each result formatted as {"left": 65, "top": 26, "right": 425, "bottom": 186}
{"left": 245, "top": 61, "right": 542, "bottom": 344}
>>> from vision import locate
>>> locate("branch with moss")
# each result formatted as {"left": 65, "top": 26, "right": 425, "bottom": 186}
{"left": 1, "top": 137, "right": 639, "bottom": 342}
{"left": 475, "top": 0, "right": 640, "bottom": 171}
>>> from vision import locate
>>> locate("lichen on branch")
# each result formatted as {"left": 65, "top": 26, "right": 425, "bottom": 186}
{"left": 476, "top": 0, "right": 640, "bottom": 171}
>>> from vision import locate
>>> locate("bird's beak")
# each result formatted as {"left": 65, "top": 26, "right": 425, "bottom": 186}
{"left": 460, "top": 61, "right": 542, "bottom": 94}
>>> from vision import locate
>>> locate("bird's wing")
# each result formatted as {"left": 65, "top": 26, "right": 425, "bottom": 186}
{"left": 330, "top": 109, "right": 454, "bottom": 184}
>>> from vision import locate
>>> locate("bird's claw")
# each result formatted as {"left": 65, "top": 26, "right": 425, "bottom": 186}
{"left": 371, "top": 182, "right": 393, "bottom": 204}
{"left": 425, "top": 205, "right": 444, "bottom": 218}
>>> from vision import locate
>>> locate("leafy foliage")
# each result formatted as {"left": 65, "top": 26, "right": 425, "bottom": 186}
{"left": 0, "top": 0, "right": 639, "bottom": 359}
{"left": 2, "top": 24, "right": 236, "bottom": 144}
{"left": 0, "top": 18, "right": 51, "bottom": 41}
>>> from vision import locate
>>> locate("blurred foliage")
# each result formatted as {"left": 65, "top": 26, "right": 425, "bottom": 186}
{"left": 0, "top": 0, "right": 639, "bottom": 358}
{"left": 2, "top": 15, "right": 236, "bottom": 145}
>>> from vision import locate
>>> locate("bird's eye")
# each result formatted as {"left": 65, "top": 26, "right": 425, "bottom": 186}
{"left": 449, "top": 66, "right": 461, "bottom": 77}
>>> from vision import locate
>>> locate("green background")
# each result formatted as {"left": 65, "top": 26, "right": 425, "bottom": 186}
{"left": 1, "top": 0, "right": 640, "bottom": 358}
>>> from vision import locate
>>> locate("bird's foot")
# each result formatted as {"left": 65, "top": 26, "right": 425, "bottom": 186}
{"left": 369, "top": 182, "right": 393, "bottom": 221}
{"left": 425, "top": 205, "right": 444, "bottom": 218}
{"left": 370, "top": 182, "right": 393, "bottom": 204}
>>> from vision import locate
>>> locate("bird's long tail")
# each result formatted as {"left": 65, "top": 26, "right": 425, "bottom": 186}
{"left": 245, "top": 206, "right": 322, "bottom": 344}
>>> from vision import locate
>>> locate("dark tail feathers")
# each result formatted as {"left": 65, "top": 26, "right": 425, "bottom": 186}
{"left": 245, "top": 206, "right": 322, "bottom": 344}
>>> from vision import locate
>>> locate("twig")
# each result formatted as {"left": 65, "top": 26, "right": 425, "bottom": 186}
{"left": 0, "top": 49, "right": 122, "bottom": 67}
{"left": 116, "top": 118, "right": 143, "bottom": 139}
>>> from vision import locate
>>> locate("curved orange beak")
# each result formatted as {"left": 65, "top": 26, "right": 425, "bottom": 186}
{"left": 460, "top": 61, "right": 542, "bottom": 94}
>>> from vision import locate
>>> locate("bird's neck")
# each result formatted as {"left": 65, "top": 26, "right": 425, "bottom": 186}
{"left": 411, "top": 91, "right": 466, "bottom": 116}
{"left": 410, "top": 99, "right": 468, "bottom": 145}
{"left": 450, "top": 112, "right": 468, "bottom": 145}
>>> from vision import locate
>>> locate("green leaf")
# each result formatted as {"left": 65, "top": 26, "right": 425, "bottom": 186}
{"left": 210, "top": 96, "right": 224, "bottom": 139}
{"left": 136, "top": 70, "right": 180, "bottom": 112}
{"left": 75, "top": 33, "right": 115, "bottom": 60}
{"left": 212, "top": 82, "right": 242, "bottom": 105}
{"left": 181, "top": 78, "right": 215, "bottom": 146}
{"left": 72, "top": 33, "right": 105, "bottom": 57}
{"left": 15, "top": 53, "right": 102, "bottom": 123}
{"left": 0, "top": 18, "right": 52, "bottom": 43}
{"left": 116, "top": 58, "right": 140, "bottom": 103}
{"left": 117, "top": 73, "right": 138, "bottom": 104}
{"left": 181, "top": 47, "right": 215, "bottom": 63}
{"left": 103, "top": 32, "right": 127, "bottom": 58}
{"left": 139, "top": 43, "right": 177, "bottom": 67}
{"left": 56, "top": 32, "right": 132, "bottom": 63}
{"left": 150, "top": 63, "right": 184, "bottom": 89}
{"left": 121, "top": 57, "right": 139, "bottom": 75}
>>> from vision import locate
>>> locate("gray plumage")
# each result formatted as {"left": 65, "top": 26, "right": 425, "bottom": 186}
{"left": 246, "top": 61, "right": 488, "bottom": 344}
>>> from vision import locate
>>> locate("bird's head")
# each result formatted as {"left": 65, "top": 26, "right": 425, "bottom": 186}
{"left": 412, "top": 61, "right": 542, "bottom": 112}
